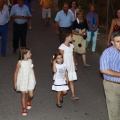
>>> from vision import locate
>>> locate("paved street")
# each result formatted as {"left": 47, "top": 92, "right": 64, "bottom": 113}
{"left": 0, "top": 0, "right": 108, "bottom": 120}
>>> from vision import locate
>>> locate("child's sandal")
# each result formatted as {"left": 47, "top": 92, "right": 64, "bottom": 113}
{"left": 22, "top": 108, "right": 27, "bottom": 116}
{"left": 27, "top": 100, "right": 31, "bottom": 110}
{"left": 71, "top": 96, "right": 79, "bottom": 100}
{"left": 56, "top": 103, "right": 62, "bottom": 108}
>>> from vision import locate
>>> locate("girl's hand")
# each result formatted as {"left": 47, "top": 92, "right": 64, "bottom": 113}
{"left": 66, "top": 79, "right": 69, "bottom": 84}
{"left": 14, "top": 84, "right": 17, "bottom": 91}
{"left": 53, "top": 59, "right": 56, "bottom": 64}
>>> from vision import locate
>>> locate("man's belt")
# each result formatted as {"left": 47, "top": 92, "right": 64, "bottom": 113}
{"left": 105, "top": 79, "right": 120, "bottom": 84}
{"left": 59, "top": 26, "right": 71, "bottom": 30}
{"left": 0, "top": 23, "right": 7, "bottom": 26}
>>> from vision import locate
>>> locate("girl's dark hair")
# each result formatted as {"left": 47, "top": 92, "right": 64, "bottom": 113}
{"left": 51, "top": 51, "right": 63, "bottom": 65}
{"left": 19, "top": 47, "right": 30, "bottom": 60}
{"left": 116, "top": 9, "right": 120, "bottom": 18}
{"left": 77, "top": 3, "right": 82, "bottom": 7}
{"left": 69, "top": 0, "right": 77, "bottom": 8}
{"left": 62, "top": 32, "right": 72, "bottom": 43}
{"left": 63, "top": 2, "right": 69, "bottom": 7}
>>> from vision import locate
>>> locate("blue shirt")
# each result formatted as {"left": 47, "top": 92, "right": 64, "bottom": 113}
{"left": 100, "top": 46, "right": 120, "bottom": 82}
{"left": 55, "top": 10, "right": 75, "bottom": 27}
{"left": 87, "top": 12, "right": 98, "bottom": 31}
{"left": 10, "top": 4, "right": 31, "bottom": 24}
{"left": 0, "top": 6, "right": 10, "bottom": 25}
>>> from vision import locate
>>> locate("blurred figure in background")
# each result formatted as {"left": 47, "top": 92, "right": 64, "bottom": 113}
{"left": 40, "top": 0, "right": 52, "bottom": 27}
{"left": 69, "top": 0, "right": 77, "bottom": 20}
{"left": 0, "top": 0, "right": 10, "bottom": 57}
{"left": 107, "top": 9, "right": 120, "bottom": 47}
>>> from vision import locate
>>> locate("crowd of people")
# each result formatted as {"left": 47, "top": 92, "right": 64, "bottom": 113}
{"left": 1, "top": 0, "right": 120, "bottom": 119}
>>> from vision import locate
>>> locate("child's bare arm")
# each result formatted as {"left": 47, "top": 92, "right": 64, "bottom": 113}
{"left": 65, "top": 70, "right": 69, "bottom": 84}
{"left": 14, "top": 61, "right": 20, "bottom": 90}
{"left": 59, "top": 49, "right": 64, "bottom": 55}
{"left": 53, "top": 60, "right": 57, "bottom": 73}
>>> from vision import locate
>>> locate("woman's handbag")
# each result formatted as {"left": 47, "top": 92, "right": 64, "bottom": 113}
{"left": 72, "top": 29, "right": 86, "bottom": 54}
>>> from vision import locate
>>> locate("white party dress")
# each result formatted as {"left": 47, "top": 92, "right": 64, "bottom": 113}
{"left": 16, "top": 59, "right": 36, "bottom": 92}
{"left": 52, "top": 63, "right": 69, "bottom": 91}
{"left": 59, "top": 43, "right": 77, "bottom": 81}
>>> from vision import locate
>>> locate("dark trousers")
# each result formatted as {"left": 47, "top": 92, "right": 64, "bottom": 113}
{"left": 59, "top": 27, "right": 72, "bottom": 44}
{"left": 13, "top": 22, "right": 27, "bottom": 50}
{"left": 0, "top": 24, "right": 8, "bottom": 55}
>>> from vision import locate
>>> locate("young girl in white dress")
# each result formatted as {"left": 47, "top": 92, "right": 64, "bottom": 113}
{"left": 59, "top": 32, "right": 79, "bottom": 100}
{"left": 52, "top": 52, "right": 69, "bottom": 108}
{"left": 14, "top": 47, "right": 36, "bottom": 116}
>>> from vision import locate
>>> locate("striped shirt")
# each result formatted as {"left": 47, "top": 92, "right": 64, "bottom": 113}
{"left": 10, "top": 4, "right": 31, "bottom": 24}
{"left": 100, "top": 46, "right": 120, "bottom": 82}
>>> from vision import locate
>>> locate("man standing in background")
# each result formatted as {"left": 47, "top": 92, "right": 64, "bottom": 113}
{"left": 10, "top": 0, "right": 31, "bottom": 53}
{"left": 40, "top": 0, "right": 52, "bottom": 27}
{"left": 55, "top": 2, "right": 74, "bottom": 44}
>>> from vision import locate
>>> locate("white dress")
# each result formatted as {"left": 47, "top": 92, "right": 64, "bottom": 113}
{"left": 16, "top": 59, "right": 36, "bottom": 92}
{"left": 52, "top": 63, "right": 69, "bottom": 91}
{"left": 59, "top": 43, "right": 77, "bottom": 81}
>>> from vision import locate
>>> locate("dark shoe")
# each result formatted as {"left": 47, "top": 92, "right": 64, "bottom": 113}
{"left": 13, "top": 49, "right": 16, "bottom": 53}
{"left": 56, "top": 104, "right": 62, "bottom": 108}
{"left": 83, "top": 64, "right": 90, "bottom": 67}
{"left": 1, "top": 54, "right": 6, "bottom": 57}
{"left": 92, "top": 52, "right": 96, "bottom": 55}
{"left": 60, "top": 98, "right": 63, "bottom": 103}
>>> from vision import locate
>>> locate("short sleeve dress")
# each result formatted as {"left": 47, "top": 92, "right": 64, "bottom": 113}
{"left": 52, "top": 63, "right": 69, "bottom": 91}
{"left": 16, "top": 59, "right": 36, "bottom": 92}
{"left": 59, "top": 43, "right": 77, "bottom": 81}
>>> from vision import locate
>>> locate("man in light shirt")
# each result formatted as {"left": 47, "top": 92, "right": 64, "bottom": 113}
{"left": 100, "top": 31, "right": 120, "bottom": 120}
{"left": 0, "top": 0, "right": 10, "bottom": 57}
{"left": 10, "top": 0, "right": 31, "bottom": 53}
{"left": 55, "top": 2, "right": 74, "bottom": 44}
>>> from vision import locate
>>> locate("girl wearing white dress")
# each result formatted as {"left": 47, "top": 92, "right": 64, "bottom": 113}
{"left": 52, "top": 52, "right": 69, "bottom": 108}
{"left": 59, "top": 32, "right": 78, "bottom": 100}
{"left": 14, "top": 47, "right": 36, "bottom": 116}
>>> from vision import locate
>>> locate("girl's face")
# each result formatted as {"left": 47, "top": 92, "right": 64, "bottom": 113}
{"left": 26, "top": 50, "right": 32, "bottom": 59}
{"left": 56, "top": 55, "right": 63, "bottom": 64}
{"left": 66, "top": 34, "right": 73, "bottom": 42}
{"left": 71, "top": 1, "right": 77, "bottom": 8}
{"left": 117, "top": 10, "right": 120, "bottom": 18}
{"left": 77, "top": 13, "right": 83, "bottom": 19}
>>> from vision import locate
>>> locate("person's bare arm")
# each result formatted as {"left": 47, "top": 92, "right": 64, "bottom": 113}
{"left": 65, "top": 70, "right": 69, "bottom": 84}
{"left": 100, "top": 69, "right": 120, "bottom": 78}
{"left": 72, "top": 30, "right": 84, "bottom": 36}
{"left": 107, "top": 19, "right": 115, "bottom": 46}
{"left": 55, "top": 21, "right": 59, "bottom": 35}
{"left": 86, "top": 14, "right": 94, "bottom": 31}
{"left": 14, "top": 61, "right": 21, "bottom": 90}
{"left": 53, "top": 60, "right": 57, "bottom": 73}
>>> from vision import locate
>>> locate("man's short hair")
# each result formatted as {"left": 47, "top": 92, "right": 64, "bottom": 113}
{"left": 63, "top": 2, "right": 69, "bottom": 7}
{"left": 111, "top": 31, "right": 120, "bottom": 41}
